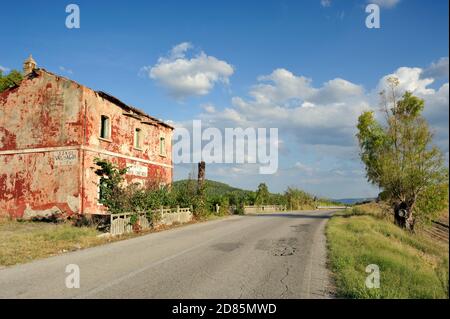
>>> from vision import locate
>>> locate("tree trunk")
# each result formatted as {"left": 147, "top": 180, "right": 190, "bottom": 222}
{"left": 394, "top": 204, "right": 406, "bottom": 228}
{"left": 393, "top": 201, "right": 415, "bottom": 231}
{"left": 405, "top": 208, "right": 415, "bottom": 231}
{"left": 197, "top": 161, "right": 205, "bottom": 195}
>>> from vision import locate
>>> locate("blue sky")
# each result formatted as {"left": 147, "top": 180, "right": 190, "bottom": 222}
{"left": 1, "top": 0, "right": 448, "bottom": 198}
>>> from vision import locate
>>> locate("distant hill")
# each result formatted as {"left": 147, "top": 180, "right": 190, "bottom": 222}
{"left": 172, "top": 179, "right": 253, "bottom": 197}
{"left": 333, "top": 198, "right": 376, "bottom": 205}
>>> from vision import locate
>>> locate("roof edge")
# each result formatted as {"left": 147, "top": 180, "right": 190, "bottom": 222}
{"left": 29, "top": 68, "right": 174, "bottom": 130}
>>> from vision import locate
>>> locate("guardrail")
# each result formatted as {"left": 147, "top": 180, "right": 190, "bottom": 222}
{"left": 243, "top": 205, "right": 287, "bottom": 214}
{"left": 110, "top": 206, "right": 192, "bottom": 236}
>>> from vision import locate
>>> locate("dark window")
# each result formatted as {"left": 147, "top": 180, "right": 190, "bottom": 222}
{"left": 100, "top": 115, "right": 110, "bottom": 139}
{"left": 134, "top": 128, "right": 142, "bottom": 149}
{"left": 160, "top": 136, "right": 166, "bottom": 155}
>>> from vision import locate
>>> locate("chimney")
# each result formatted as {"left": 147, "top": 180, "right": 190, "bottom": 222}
{"left": 23, "top": 54, "right": 37, "bottom": 75}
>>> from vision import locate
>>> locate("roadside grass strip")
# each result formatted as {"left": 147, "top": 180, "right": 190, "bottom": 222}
{"left": 326, "top": 207, "right": 449, "bottom": 299}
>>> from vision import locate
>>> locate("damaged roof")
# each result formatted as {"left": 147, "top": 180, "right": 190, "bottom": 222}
{"left": 26, "top": 68, "right": 174, "bottom": 130}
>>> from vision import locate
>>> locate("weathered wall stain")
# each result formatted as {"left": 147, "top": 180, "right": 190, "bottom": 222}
{"left": 0, "top": 64, "right": 173, "bottom": 218}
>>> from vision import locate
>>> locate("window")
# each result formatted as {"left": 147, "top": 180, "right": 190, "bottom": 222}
{"left": 159, "top": 136, "right": 166, "bottom": 156}
{"left": 134, "top": 128, "right": 142, "bottom": 149}
{"left": 100, "top": 115, "right": 110, "bottom": 139}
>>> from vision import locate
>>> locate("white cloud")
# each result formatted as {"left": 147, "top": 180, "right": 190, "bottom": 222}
{"left": 169, "top": 42, "right": 193, "bottom": 59}
{"left": 172, "top": 58, "right": 448, "bottom": 198}
{"left": 189, "top": 59, "right": 448, "bottom": 196}
{"left": 142, "top": 42, "right": 234, "bottom": 99}
{"left": 421, "top": 57, "right": 449, "bottom": 80}
{"left": 200, "top": 68, "right": 368, "bottom": 147}
{"left": 58, "top": 66, "right": 73, "bottom": 75}
{"left": 201, "top": 103, "right": 216, "bottom": 114}
{"left": 369, "top": 0, "right": 400, "bottom": 9}
{"left": 378, "top": 67, "right": 435, "bottom": 95}
{"left": 0, "top": 65, "right": 10, "bottom": 73}
{"left": 294, "top": 162, "right": 315, "bottom": 175}
{"left": 376, "top": 64, "right": 449, "bottom": 152}
{"left": 250, "top": 68, "right": 316, "bottom": 105}
{"left": 320, "top": 0, "right": 331, "bottom": 8}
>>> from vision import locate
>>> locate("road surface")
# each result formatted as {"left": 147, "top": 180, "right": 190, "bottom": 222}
{"left": 0, "top": 210, "right": 335, "bottom": 298}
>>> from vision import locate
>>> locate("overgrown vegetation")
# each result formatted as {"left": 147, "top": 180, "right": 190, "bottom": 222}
{"left": 94, "top": 159, "right": 337, "bottom": 219}
{"left": 173, "top": 179, "right": 341, "bottom": 214}
{"left": 94, "top": 158, "right": 181, "bottom": 224}
{"left": 0, "top": 69, "right": 23, "bottom": 93}
{"left": 326, "top": 204, "right": 449, "bottom": 298}
{"left": 357, "top": 77, "right": 448, "bottom": 230}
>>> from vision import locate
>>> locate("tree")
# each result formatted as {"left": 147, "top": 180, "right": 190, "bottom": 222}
{"left": 94, "top": 158, "right": 128, "bottom": 214}
{"left": 357, "top": 77, "right": 448, "bottom": 230}
{"left": 0, "top": 70, "right": 23, "bottom": 93}
{"left": 255, "top": 183, "right": 270, "bottom": 205}
{"left": 284, "top": 187, "right": 314, "bottom": 210}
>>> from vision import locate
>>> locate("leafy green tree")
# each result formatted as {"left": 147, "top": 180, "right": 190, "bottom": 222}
{"left": 255, "top": 183, "right": 270, "bottom": 205}
{"left": 94, "top": 158, "right": 128, "bottom": 214}
{"left": 357, "top": 77, "right": 448, "bottom": 230}
{"left": 0, "top": 70, "right": 23, "bottom": 93}
{"left": 284, "top": 187, "right": 314, "bottom": 210}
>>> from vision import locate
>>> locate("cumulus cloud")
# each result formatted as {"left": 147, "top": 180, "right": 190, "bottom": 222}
{"left": 378, "top": 67, "right": 435, "bottom": 95}
{"left": 421, "top": 57, "right": 449, "bottom": 80}
{"left": 191, "top": 60, "right": 448, "bottom": 195}
{"left": 142, "top": 42, "right": 234, "bottom": 99}
{"left": 377, "top": 64, "right": 449, "bottom": 151}
{"left": 200, "top": 68, "right": 368, "bottom": 147}
{"left": 369, "top": 0, "right": 400, "bottom": 8}
{"left": 172, "top": 58, "right": 448, "bottom": 198}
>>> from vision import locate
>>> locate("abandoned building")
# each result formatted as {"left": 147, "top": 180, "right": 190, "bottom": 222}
{"left": 0, "top": 55, "right": 173, "bottom": 218}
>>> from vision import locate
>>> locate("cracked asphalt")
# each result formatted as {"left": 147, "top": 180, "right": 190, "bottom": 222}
{"left": 0, "top": 210, "right": 335, "bottom": 299}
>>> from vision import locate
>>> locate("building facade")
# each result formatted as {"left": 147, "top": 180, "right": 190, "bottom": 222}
{"left": 0, "top": 57, "right": 173, "bottom": 218}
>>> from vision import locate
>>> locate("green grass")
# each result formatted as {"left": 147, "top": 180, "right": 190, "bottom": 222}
{"left": 326, "top": 206, "right": 449, "bottom": 299}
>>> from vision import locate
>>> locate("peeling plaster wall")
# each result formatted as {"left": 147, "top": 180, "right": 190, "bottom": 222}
{"left": 0, "top": 71, "right": 83, "bottom": 150}
{"left": 81, "top": 88, "right": 173, "bottom": 215}
{"left": 0, "top": 71, "right": 83, "bottom": 218}
{"left": 0, "top": 69, "right": 173, "bottom": 218}
{"left": 82, "top": 87, "right": 172, "bottom": 166}
{"left": 0, "top": 148, "right": 81, "bottom": 218}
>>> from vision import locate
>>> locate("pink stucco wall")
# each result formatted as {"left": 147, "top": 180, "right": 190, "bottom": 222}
{"left": 0, "top": 69, "right": 173, "bottom": 218}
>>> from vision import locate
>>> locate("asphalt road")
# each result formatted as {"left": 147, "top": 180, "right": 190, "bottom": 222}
{"left": 0, "top": 210, "right": 335, "bottom": 299}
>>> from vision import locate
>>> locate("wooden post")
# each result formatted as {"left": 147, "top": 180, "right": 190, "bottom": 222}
{"left": 197, "top": 161, "right": 205, "bottom": 193}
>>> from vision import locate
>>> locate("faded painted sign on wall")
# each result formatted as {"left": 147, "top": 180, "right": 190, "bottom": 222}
{"left": 53, "top": 150, "right": 77, "bottom": 166}
{"left": 127, "top": 164, "right": 148, "bottom": 177}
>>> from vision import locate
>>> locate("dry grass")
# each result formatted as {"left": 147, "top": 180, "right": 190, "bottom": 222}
{"left": 0, "top": 213, "right": 232, "bottom": 267}
{"left": 0, "top": 219, "right": 142, "bottom": 267}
